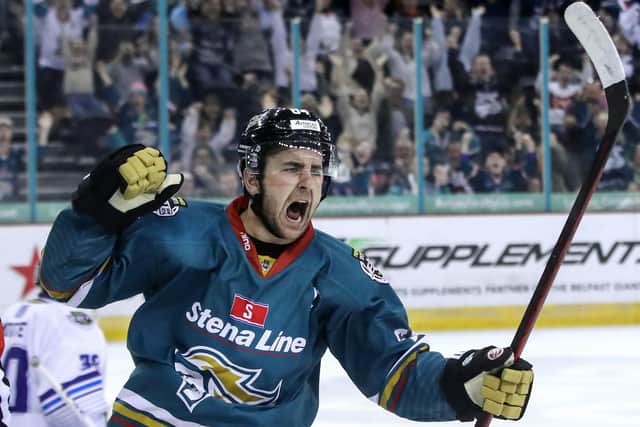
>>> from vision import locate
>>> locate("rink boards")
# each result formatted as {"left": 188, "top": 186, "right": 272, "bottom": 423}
{"left": 2, "top": 212, "right": 639, "bottom": 340}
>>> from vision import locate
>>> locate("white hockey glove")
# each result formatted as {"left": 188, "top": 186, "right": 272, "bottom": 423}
{"left": 72, "top": 144, "right": 183, "bottom": 231}
{"left": 440, "top": 346, "right": 533, "bottom": 422}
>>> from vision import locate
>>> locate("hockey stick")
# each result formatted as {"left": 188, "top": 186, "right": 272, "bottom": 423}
{"left": 30, "top": 356, "right": 97, "bottom": 427}
{"left": 474, "top": 2, "right": 631, "bottom": 427}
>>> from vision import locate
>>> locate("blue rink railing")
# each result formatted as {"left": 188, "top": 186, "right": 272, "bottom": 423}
{"left": 1, "top": 192, "right": 639, "bottom": 224}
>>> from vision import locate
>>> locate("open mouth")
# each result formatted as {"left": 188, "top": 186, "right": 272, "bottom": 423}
{"left": 286, "top": 200, "right": 309, "bottom": 223}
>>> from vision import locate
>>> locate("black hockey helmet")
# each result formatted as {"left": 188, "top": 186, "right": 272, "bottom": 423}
{"left": 238, "top": 107, "right": 337, "bottom": 198}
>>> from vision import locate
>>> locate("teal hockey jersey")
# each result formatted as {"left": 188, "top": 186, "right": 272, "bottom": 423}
{"left": 40, "top": 195, "right": 458, "bottom": 426}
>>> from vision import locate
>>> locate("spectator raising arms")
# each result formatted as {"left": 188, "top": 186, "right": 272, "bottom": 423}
{"left": 34, "top": 0, "right": 97, "bottom": 112}
{"left": 232, "top": 0, "right": 273, "bottom": 81}
{"left": 179, "top": 94, "right": 237, "bottom": 171}
{"left": 331, "top": 32, "right": 386, "bottom": 153}
{"left": 95, "top": 0, "right": 139, "bottom": 63}
{"left": 189, "top": 0, "right": 234, "bottom": 93}
{"left": 62, "top": 15, "right": 108, "bottom": 119}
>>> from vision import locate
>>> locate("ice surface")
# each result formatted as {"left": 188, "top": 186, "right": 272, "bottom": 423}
{"left": 105, "top": 325, "right": 640, "bottom": 426}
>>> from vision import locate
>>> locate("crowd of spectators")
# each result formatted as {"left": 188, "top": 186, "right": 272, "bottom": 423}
{"left": 2, "top": 0, "right": 640, "bottom": 201}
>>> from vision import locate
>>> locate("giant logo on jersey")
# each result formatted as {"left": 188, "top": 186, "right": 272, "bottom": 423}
{"left": 175, "top": 346, "right": 282, "bottom": 412}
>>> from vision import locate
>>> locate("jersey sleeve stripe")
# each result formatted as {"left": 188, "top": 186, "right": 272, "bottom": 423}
{"left": 61, "top": 370, "right": 101, "bottom": 387}
{"left": 39, "top": 282, "right": 77, "bottom": 301}
{"left": 72, "top": 386, "right": 103, "bottom": 402}
{"left": 42, "top": 397, "right": 103, "bottom": 426}
{"left": 379, "top": 350, "right": 419, "bottom": 409}
{"left": 112, "top": 413, "right": 143, "bottom": 427}
{"left": 379, "top": 344, "right": 429, "bottom": 410}
{"left": 66, "top": 378, "right": 102, "bottom": 396}
{"left": 40, "top": 370, "right": 101, "bottom": 401}
{"left": 113, "top": 401, "right": 168, "bottom": 427}
{"left": 40, "top": 257, "right": 110, "bottom": 303}
{"left": 387, "top": 359, "right": 417, "bottom": 412}
{"left": 41, "top": 397, "right": 64, "bottom": 413}
{"left": 385, "top": 334, "right": 431, "bottom": 376}
{"left": 115, "top": 388, "right": 204, "bottom": 427}
{"left": 41, "top": 380, "right": 104, "bottom": 414}
{"left": 42, "top": 391, "right": 106, "bottom": 418}
{"left": 65, "top": 278, "right": 97, "bottom": 307}
{"left": 40, "top": 370, "right": 104, "bottom": 415}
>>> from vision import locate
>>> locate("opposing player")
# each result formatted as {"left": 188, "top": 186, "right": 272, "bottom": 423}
{"left": 40, "top": 108, "right": 533, "bottom": 426}
{"left": 2, "top": 277, "right": 109, "bottom": 426}
{"left": 0, "top": 320, "right": 10, "bottom": 427}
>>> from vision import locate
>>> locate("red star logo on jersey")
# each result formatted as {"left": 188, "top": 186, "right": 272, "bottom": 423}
{"left": 11, "top": 247, "right": 41, "bottom": 298}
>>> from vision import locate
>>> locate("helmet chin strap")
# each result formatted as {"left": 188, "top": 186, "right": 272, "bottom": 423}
{"left": 321, "top": 177, "right": 331, "bottom": 200}
{"left": 249, "top": 191, "right": 287, "bottom": 240}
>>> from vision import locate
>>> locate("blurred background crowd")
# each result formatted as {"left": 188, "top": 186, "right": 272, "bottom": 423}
{"left": 1, "top": 0, "right": 640, "bottom": 201}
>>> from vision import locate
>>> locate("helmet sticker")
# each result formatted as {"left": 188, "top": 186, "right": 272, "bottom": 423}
{"left": 290, "top": 120, "right": 320, "bottom": 132}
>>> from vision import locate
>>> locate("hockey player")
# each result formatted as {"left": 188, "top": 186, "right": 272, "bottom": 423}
{"left": 39, "top": 108, "right": 534, "bottom": 426}
{"left": 2, "top": 277, "right": 109, "bottom": 426}
{"left": 0, "top": 320, "right": 10, "bottom": 427}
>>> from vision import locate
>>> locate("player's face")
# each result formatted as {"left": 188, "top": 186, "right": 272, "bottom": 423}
{"left": 259, "top": 148, "right": 324, "bottom": 243}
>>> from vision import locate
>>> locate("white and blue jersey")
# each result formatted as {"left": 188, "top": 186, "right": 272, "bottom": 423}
{"left": 2, "top": 295, "right": 108, "bottom": 427}
{"left": 0, "top": 320, "right": 10, "bottom": 427}
{"left": 40, "top": 195, "right": 458, "bottom": 426}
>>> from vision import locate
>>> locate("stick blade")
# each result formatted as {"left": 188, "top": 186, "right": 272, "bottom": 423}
{"left": 564, "top": 2, "right": 625, "bottom": 89}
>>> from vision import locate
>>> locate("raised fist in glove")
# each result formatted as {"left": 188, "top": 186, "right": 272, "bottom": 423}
{"left": 440, "top": 346, "right": 533, "bottom": 422}
{"left": 72, "top": 144, "right": 183, "bottom": 231}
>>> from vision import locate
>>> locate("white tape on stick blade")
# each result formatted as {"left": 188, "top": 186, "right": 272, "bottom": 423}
{"left": 564, "top": 1, "right": 625, "bottom": 89}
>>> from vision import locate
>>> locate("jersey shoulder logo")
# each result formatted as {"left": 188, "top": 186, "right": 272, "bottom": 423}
{"left": 394, "top": 328, "right": 411, "bottom": 342}
{"left": 67, "top": 311, "right": 94, "bottom": 326}
{"left": 175, "top": 346, "right": 282, "bottom": 412}
{"left": 153, "top": 196, "right": 187, "bottom": 217}
{"left": 352, "top": 248, "right": 389, "bottom": 284}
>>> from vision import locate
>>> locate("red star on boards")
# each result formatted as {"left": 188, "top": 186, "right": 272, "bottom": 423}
{"left": 11, "top": 247, "right": 41, "bottom": 298}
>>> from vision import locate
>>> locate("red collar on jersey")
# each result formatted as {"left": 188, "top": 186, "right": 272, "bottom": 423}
{"left": 226, "top": 195, "right": 315, "bottom": 278}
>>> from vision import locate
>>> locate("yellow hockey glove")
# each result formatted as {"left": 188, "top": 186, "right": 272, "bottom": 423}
{"left": 72, "top": 144, "right": 183, "bottom": 231}
{"left": 440, "top": 346, "right": 533, "bottom": 422}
